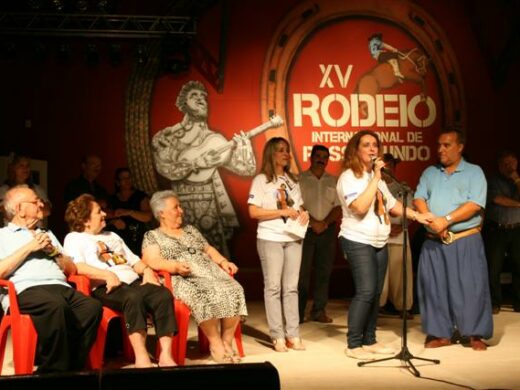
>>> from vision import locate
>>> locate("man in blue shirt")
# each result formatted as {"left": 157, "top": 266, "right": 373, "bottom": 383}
{"left": 483, "top": 150, "right": 520, "bottom": 314}
{"left": 414, "top": 128, "right": 493, "bottom": 351}
{"left": 0, "top": 186, "right": 102, "bottom": 373}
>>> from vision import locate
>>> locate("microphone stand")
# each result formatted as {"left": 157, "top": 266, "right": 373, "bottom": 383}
{"left": 358, "top": 170, "right": 440, "bottom": 376}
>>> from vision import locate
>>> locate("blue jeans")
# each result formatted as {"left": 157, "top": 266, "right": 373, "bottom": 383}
{"left": 341, "top": 237, "right": 388, "bottom": 349}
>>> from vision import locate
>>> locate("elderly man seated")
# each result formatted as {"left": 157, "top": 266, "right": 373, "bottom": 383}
{"left": 0, "top": 186, "right": 102, "bottom": 373}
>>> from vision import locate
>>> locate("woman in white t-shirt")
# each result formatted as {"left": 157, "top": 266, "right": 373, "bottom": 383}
{"left": 248, "top": 137, "right": 309, "bottom": 352}
{"left": 337, "top": 130, "right": 430, "bottom": 360}
{"left": 64, "top": 194, "right": 177, "bottom": 368}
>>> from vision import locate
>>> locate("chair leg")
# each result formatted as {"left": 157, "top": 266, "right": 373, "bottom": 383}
{"left": 88, "top": 315, "right": 109, "bottom": 369}
{"left": 234, "top": 324, "right": 245, "bottom": 358}
{"left": 0, "top": 317, "right": 11, "bottom": 373}
{"left": 174, "top": 302, "right": 190, "bottom": 366}
{"left": 89, "top": 308, "right": 132, "bottom": 369}
{"left": 198, "top": 327, "right": 210, "bottom": 354}
{"left": 11, "top": 316, "right": 37, "bottom": 374}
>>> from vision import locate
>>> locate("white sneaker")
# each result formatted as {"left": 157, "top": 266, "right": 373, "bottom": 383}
{"left": 362, "top": 343, "right": 395, "bottom": 355}
{"left": 345, "top": 347, "right": 376, "bottom": 360}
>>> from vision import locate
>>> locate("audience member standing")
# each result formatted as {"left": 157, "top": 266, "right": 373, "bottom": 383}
{"left": 298, "top": 145, "right": 341, "bottom": 323}
{"left": 108, "top": 167, "right": 152, "bottom": 255}
{"left": 0, "top": 153, "right": 51, "bottom": 226}
{"left": 248, "top": 137, "right": 309, "bottom": 352}
{"left": 483, "top": 150, "right": 520, "bottom": 314}
{"left": 414, "top": 127, "right": 493, "bottom": 351}
{"left": 64, "top": 154, "right": 109, "bottom": 204}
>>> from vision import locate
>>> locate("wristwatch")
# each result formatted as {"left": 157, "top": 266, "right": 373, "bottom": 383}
{"left": 445, "top": 214, "right": 453, "bottom": 224}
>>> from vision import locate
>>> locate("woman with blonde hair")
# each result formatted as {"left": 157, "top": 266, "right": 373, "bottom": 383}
{"left": 248, "top": 137, "right": 309, "bottom": 352}
{"left": 337, "top": 130, "right": 431, "bottom": 360}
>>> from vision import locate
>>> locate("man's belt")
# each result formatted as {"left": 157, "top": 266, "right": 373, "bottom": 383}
{"left": 426, "top": 227, "right": 481, "bottom": 245}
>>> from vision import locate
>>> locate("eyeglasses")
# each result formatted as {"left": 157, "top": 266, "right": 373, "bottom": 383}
{"left": 20, "top": 199, "right": 42, "bottom": 206}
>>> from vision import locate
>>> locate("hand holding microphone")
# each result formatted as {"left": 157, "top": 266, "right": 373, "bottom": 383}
{"left": 370, "top": 156, "right": 386, "bottom": 176}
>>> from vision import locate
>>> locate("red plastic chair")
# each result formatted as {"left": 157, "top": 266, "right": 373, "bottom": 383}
{"left": 157, "top": 271, "right": 191, "bottom": 365}
{"left": 0, "top": 279, "right": 38, "bottom": 375}
{"left": 157, "top": 270, "right": 245, "bottom": 362}
{"left": 68, "top": 274, "right": 133, "bottom": 369}
{"left": 68, "top": 274, "right": 190, "bottom": 366}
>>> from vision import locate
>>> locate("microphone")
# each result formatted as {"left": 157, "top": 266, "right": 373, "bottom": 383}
{"left": 372, "top": 156, "right": 412, "bottom": 193}
{"left": 371, "top": 156, "right": 392, "bottom": 176}
{"left": 370, "top": 156, "right": 378, "bottom": 168}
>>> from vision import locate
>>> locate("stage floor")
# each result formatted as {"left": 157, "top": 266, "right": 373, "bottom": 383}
{"left": 2, "top": 300, "right": 520, "bottom": 389}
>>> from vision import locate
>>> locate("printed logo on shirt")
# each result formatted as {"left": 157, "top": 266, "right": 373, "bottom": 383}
{"left": 346, "top": 191, "right": 357, "bottom": 199}
{"left": 276, "top": 183, "right": 295, "bottom": 211}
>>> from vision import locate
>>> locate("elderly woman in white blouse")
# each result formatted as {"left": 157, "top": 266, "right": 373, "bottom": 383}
{"left": 64, "top": 194, "right": 177, "bottom": 368}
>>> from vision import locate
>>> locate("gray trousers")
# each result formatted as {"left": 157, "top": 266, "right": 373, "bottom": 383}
{"left": 257, "top": 239, "right": 302, "bottom": 339}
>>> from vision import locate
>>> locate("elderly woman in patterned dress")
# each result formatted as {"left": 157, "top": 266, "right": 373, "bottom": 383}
{"left": 142, "top": 190, "right": 247, "bottom": 364}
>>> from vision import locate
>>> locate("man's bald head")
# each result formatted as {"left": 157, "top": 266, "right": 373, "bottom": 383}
{"left": 3, "top": 186, "right": 42, "bottom": 224}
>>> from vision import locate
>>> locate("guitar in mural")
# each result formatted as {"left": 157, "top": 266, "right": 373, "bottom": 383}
{"left": 356, "top": 33, "right": 429, "bottom": 118}
{"left": 179, "top": 115, "right": 284, "bottom": 182}
{"left": 152, "top": 80, "right": 282, "bottom": 257}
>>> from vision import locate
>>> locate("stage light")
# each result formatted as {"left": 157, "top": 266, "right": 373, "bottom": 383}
{"left": 134, "top": 44, "right": 148, "bottom": 64}
{"left": 52, "top": 0, "right": 64, "bottom": 12}
{"left": 76, "top": 0, "right": 89, "bottom": 12}
{"left": 161, "top": 38, "right": 191, "bottom": 74}
{"left": 96, "top": 0, "right": 111, "bottom": 13}
{"left": 27, "top": 0, "right": 43, "bottom": 11}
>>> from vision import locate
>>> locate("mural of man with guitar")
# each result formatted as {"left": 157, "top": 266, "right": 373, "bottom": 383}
{"left": 152, "top": 80, "right": 283, "bottom": 256}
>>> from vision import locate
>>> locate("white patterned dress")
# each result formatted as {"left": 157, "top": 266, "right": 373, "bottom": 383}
{"left": 142, "top": 225, "right": 247, "bottom": 324}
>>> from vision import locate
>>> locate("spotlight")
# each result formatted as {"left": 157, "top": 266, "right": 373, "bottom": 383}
{"left": 76, "top": 0, "right": 89, "bottom": 12}
{"left": 134, "top": 44, "right": 148, "bottom": 64}
{"left": 161, "top": 39, "right": 191, "bottom": 74}
{"left": 27, "top": 0, "right": 43, "bottom": 11}
{"left": 96, "top": 0, "right": 112, "bottom": 13}
{"left": 52, "top": 0, "right": 64, "bottom": 12}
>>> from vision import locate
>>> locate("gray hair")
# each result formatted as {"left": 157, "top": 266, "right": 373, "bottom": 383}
{"left": 3, "top": 185, "right": 30, "bottom": 221}
{"left": 149, "top": 190, "right": 179, "bottom": 220}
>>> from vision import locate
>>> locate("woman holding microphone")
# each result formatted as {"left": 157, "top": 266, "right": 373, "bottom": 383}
{"left": 337, "top": 130, "right": 431, "bottom": 360}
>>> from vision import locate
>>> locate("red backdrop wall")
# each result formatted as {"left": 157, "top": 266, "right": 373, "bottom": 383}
{"left": 0, "top": 0, "right": 517, "bottom": 298}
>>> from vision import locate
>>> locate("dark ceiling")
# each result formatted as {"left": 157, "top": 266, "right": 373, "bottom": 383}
{"left": 1, "top": 0, "right": 518, "bottom": 88}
